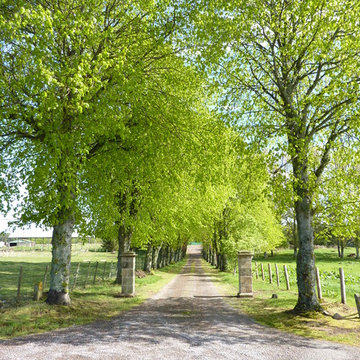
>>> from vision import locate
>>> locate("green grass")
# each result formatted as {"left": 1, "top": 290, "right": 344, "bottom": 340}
{"left": 203, "top": 248, "right": 360, "bottom": 347}
{"left": 253, "top": 247, "right": 360, "bottom": 307}
{"left": 0, "top": 249, "right": 186, "bottom": 339}
{"left": 0, "top": 245, "right": 151, "bottom": 307}
{"left": 0, "top": 248, "right": 119, "bottom": 307}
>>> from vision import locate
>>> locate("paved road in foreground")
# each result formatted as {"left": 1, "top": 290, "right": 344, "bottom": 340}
{"left": 0, "top": 245, "right": 359, "bottom": 359}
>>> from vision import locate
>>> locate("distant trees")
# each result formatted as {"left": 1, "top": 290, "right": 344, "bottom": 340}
{"left": 202, "top": 140, "right": 285, "bottom": 270}
{"left": 0, "top": 231, "right": 9, "bottom": 243}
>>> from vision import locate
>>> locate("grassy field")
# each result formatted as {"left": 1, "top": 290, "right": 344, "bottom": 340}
{"left": 0, "top": 247, "right": 186, "bottom": 339}
{"left": 0, "top": 244, "right": 151, "bottom": 307}
{"left": 203, "top": 247, "right": 360, "bottom": 346}
{"left": 253, "top": 247, "right": 360, "bottom": 307}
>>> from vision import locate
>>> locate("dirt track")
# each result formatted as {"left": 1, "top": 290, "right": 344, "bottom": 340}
{"left": 0, "top": 245, "right": 359, "bottom": 360}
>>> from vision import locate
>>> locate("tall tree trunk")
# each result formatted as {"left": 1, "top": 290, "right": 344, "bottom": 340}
{"left": 46, "top": 214, "right": 74, "bottom": 305}
{"left": 293, "top": 218, "right": 298, "bottom": 258}
{"left": 220, "top": 253, "right": 227, "bottom": 271}
{"left": 152, "top": 245, "right": 161, "bottom": 269}
{"left": 340, "top": 241, "right": 345, "bottom": 259}
{"left": 216, "top": 253, "right": 221, "bottom": 269}
{"left": 115, "top": 224, "right": 132, "bottom": 284}
{"left": 211, "top": 248, "right": 216, "bottom": 266}
{"left": 294, "top": 196, "right": 321, "bottom": 313}
{"left": 355, "top": 239, "right": 359, "bottom": 259}
{"left": 158, "top": 247, "right": 164, "bottom": 268}
{"left": 144, "top": 244, "right": 153, "bottom": 272}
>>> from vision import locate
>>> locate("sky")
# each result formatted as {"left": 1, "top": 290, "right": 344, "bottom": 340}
{"left": 0, "top": 213, "right": 52, "bottom": 238}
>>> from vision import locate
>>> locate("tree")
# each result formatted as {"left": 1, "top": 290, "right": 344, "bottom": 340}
{"left": 0, "top": 231, "right": 9, "bottom": 243}
{"left": 203, "top": 139, "right": 285, "bottom": 270}
{"left": 190, "top": 0, "right": 360, "bottom": 312}
{"left": 0, "top": 0, "right": 179, "bottom": 304}
{"left": 312, "top": 143, "right": 360, "bottom": 257}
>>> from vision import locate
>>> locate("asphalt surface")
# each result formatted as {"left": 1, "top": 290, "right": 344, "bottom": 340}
{"left": 0, "top": 245, "right": 359, "bottom": 359}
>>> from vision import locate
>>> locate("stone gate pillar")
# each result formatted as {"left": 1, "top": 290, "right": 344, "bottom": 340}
{"left": 120, "top": 252, "right": 136, "bottom": 297}
{"left": 237, "top": 251, "right": 253, "bottom": 298}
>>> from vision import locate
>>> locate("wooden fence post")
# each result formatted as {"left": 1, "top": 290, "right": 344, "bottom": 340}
{"left": 33, "top": 281, "right": 43, "bottom": 301}
{"left": 109, "top": 261, "right": 113, "bottom": 279}
{"left": 84, "top": 262, "right": 91, "bottom": 288}
{"left": 283, "top": 265, "right": 290, "bottom": 290}
{"left": 268, "top": 263, "right": 272, "bottom": 284}
{"left": 255, "top": 262, "right": 259, "bottom": 279}
{"left": 275, "top": 264, "right": 280, "bottom": 288}
{"left": 43, "top": 265, "right": 49, "bottom": 291}
{"left": 102, "top": 261, "right": 107, "bottom": 281}
{"left": 93, "top": 261, "right": 99, "bottom": 284}
{"left": 354, "top": 294, "right": 360, "bottom": 319}
{"left": 339, "top": 267, "right": 346, "bottom": 304}
{"left": 261, "top": 263, "right": 265, "bottom": 281}
{"left": 315, "top": 267, "right": 322, "bottom": 300}
{"left": 73, "top": 263, "right": 81, "bottom": 289}
{"left": 16, "top": 267, "right": 23, "bottom": 305}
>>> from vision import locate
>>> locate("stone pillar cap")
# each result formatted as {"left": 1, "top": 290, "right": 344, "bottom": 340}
{"left": 121, "top": 251, "right": 137, "bottom": 257}
{"left": 237, "top": 250, "right": 254, "bottom": 256}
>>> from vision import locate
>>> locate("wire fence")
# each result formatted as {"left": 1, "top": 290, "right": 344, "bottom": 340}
{"left": 0, "top": 254, "right": 147, "bottom": 309}
{"left": 253, "top": 262, "right": 360, "bottom": 308}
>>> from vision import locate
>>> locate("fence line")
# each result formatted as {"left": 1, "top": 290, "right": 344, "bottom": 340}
{"left": 1, "top": 248, "right": 185, "bottom": 308}
{"left": 252, "top": 262, "right": 359, "bottom": 316}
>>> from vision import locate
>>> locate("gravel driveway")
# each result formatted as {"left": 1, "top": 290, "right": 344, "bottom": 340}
{"left": 0, "top": 245, "right": 359, "bottom": 360}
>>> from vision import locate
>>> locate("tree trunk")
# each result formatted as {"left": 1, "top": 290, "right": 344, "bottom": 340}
{"left": 115, "top": 224, "right": 132, "bottom": 284}
{"left": 144, "top": 244, "right": 153, "bottom": 272}
{"left": 216, "top": 253, "right": 221, "bottom": 269}
{"left": 46, "top": 214, "right": 74, "bottom": 305}
{"left": 157, "top": 247, "right": 163, "bottom": 268}
{"left": 182, "top": 245, "right": 187, "bottom": 259}
{"left": 211, "top": 249, "right": 217, "bottom": 266}
{"left": 293, "top": 216, "right": 298, "bottom": 258}
{"left": 220, "top": 254, "right": 227, "bottom": 271}
{"left": 340, "top": 241, "right": 344, "bottom": 259}
{"left": 152, "top": 246, "right": 161, "bottom": 269}
{"left": 355, "top": 239, "right": 359, "bottom": 259}
{"left": 164, "top": 246, "right": 168, "bottom": 266}
{"left": 294, "top": 196, "right": 321, "bottom": 313}
{"left": 337, "top": 239, "right": 341, "bottom": 258}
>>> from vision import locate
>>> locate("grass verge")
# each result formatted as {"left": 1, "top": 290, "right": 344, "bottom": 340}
{"left": 0, "top": 258, "right": 186, "bottom": 340}
{"left": 202, "top": 259, "right": 360, "bottom": 347}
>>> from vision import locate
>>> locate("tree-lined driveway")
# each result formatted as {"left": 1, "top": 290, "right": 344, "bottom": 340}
{"left": 0, "top": 245, "right": 358, "bottom": 359}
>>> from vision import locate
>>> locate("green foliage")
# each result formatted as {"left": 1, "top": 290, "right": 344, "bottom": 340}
{"left": 313, "top": 144, "right": 360, "bottom": 244}
{"left": 0, "top": 231, "right": 9, "bottom": 242}
{"left": 101, "top": 238, "right": 118, "bottom": 252}
{"left": 185, "top": 0, "right": 360, "bottom": 310}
